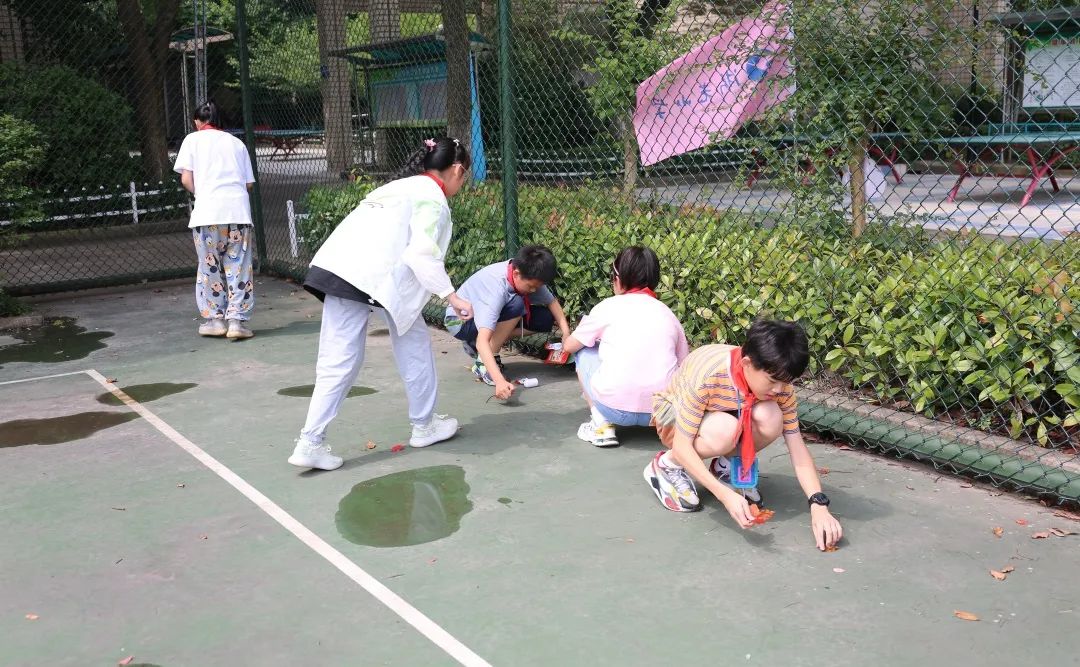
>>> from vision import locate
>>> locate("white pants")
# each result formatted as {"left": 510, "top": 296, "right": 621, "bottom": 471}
{"left": 299, "top": 295, "right": 438, "bottom": 445}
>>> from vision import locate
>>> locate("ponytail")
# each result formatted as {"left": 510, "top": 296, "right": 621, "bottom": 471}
{"left": 391, "top": 136, "right": 471, "bottom": 181}
{"left": 194, "top": 100, "right": 220, "bottom": 127}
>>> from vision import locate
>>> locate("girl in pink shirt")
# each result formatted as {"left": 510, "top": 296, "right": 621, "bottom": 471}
{"left": 561, "top": 246, "right": 690, "bottom": 447}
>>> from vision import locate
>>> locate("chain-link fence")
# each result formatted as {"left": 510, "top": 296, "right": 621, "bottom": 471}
{"left": 1, "top": 0, "right": 1077, "bottom": 503}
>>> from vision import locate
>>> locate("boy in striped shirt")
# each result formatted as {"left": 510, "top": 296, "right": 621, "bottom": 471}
{"left": 644, "top": 320, "right": 842, "bottom": 551}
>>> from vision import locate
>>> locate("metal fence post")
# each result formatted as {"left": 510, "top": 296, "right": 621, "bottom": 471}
{"left": 235, "top": 0, "right": 268, "bottom": 270}
{"left": 129, "top": 181, "right": 139, "bottom": 225}
{"left": 498, "top": 0, "right": 518, "bottom": 258}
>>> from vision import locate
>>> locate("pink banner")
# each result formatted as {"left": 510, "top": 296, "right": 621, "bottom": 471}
{"left": 633, "top": 2, "right": 794, "bottom": 166}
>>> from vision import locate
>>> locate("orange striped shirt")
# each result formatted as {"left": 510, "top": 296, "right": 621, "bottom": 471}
{"left": 653, "top": 344, "right": 799, "bottom": 440}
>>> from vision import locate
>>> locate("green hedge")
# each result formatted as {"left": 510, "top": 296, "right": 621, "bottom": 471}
{"left": 299, "top": 181, "right": 1080, "bottom": 447}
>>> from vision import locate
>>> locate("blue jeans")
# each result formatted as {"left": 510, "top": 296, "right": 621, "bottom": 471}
{"left": 445, "top": 296, "right": 556, "bottom": 349}
{"left": 574, "top": 346, "right": 653, "bottom": 427}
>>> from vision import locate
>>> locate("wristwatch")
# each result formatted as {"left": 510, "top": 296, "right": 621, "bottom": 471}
{"left": 808, "top": 492, "right": 830, "bottom": 508}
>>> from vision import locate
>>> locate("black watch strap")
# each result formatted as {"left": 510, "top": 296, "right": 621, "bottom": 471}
{"left": 808, "top": 492, "right": 830, "bottom": 507}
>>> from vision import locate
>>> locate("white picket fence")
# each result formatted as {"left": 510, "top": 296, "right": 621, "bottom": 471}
{"left": 286, "top": 199, "right": 308, "bottom": 258}
{"left": 0, "top": 182, "right": 190, "bottom": 227}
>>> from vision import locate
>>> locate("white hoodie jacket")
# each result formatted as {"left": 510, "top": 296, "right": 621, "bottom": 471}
{"left": 309, "top": 175, "right": 455, "bottom": 332}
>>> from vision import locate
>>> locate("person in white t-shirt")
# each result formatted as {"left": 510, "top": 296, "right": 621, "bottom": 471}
{"left": 287, "top": 138, "right": 475, "bottom": 471}
{"left": 173, "top": 100, "right": 257, "bottom": 340}
{"left": 561, "top": 246, "right": 690, "bottom": 447}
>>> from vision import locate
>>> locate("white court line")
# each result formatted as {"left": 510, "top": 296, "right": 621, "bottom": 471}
{"left": 0, "top": 370, "right": 90, "bottom": 386}
{"left": 82, "top": 369, "right": 492, "bottom": 667}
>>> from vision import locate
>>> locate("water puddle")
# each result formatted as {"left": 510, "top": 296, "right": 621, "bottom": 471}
{"left": 336, "top": 465, "right": 472, "bottom": 547}
{"left": 0, "top": 317, "right": 112, "bottom": 367}
{"left": 0, "top": 411, "right": 139, "bottom": 448}
{"left": 277, "top": 384, "right": 376, "bottom": 398}
{"left": 96, "top": 382, "right": 197, "bottom": 406}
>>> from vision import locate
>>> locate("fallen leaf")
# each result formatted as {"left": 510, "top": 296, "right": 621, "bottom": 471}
{"left": 106, "top": 377, "right": 117, "bottom": 383}
{"left": 748, "top": 505, "right": 775, "bottom": 525}
{"left": 1015, "top": 519, "right": 1029, "bottom": 526}
{"left": 1052, "top": 509, "right": 1080, "bottom": 522}
{"left": 199, "top": 534, "right": 208, "bottom": 540}
{"left": 833, "top": 567, "right": 845, "bottom": 573}
{"left": 366, "top": 440, "right": 377, "bottom": 450}
{"left": 817, "top": 467, "right": 830, "bottom": 476}
{"left": 25, "top": 613, "right": 38, "bottom": 621}
{"left": 905, "top": 485, "right": 915, "bottom": 491}
{"left": 990, "top": 570, "right": 1007, "bottom": 581}
{"left": 391, "top": 444, "right": 405, "bottom": 453}
{"left": 427, "top": 558, "right": 437, "bottom": 565}
{"left": 1031, "top": 531, "right": 1050, "bottom": 539}
{"left": 824, "top": 544, "right": 839, "bottom": 552}
{"left": 111, "top": 507, "right": 126, "bottom": 511}
{"left": 954, "top": 610, "right": 979, "bottom": 621}
{"left": 1049, "top": 527, "right": 1075, "bottom": 537}
{"left": 837, "top": 445, "right": 852, "bottom": 451}
{"left": 1001, "top": 565, "right": 1015, "bottom": 573}
{"left": 992, "top": 526, "right": 1004, "bottom": 538}
{"left": 118, "top": 657, "right": 135, "bottom": 666}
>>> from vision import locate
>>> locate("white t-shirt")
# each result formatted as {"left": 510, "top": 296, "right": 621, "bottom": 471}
{"left": 173, "top": 129, "right": 255, "bottom": 229}
{"left": 570, "top": 293, "right": 690, "bottom": 413}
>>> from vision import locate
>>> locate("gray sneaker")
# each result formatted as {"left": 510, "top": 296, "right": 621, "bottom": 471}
{"left": 644, "top": 452, "right": 700, "bottom": 512}
{"left": 226, "top": 319, "right": 254, "bottom": 340}
{"left": 198, "top": 319, "right": 227, "bottom": 337}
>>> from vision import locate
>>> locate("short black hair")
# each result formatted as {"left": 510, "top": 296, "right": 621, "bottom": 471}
{"left": 613, "top": 245, "right": 660, "bottom": 291}
{"left": 742, "top": 319, "right": 809, "bottom": 383}
{"left": 512, "top": 244, "right": 557, "bottom": 283}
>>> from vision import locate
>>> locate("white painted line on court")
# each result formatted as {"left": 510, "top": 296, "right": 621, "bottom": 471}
{"left": 84, "top": 369, "right": 493, "bottom": 667}
{"left": 0, "top": 370, "right": 91, "bottom": 386}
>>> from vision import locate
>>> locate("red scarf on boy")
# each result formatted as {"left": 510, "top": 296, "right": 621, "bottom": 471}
{"left": 729, "top": 347, "right": 757, "bottom": 484}
{"left": 506, "top": 261, "right": 531, "bottom": 324}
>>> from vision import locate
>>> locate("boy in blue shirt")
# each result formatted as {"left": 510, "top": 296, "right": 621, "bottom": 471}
{"left": 446, "top": 245, "right": 571, "bottom": 400}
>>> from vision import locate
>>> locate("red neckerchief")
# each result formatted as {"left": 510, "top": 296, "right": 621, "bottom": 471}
{"left": 622, "top": 286, "right": 657, "bottom": 298}
{"left": 506, "top": 261, "right": 531, "bottom": 324}
{"left": 198, "top": 124, "right": 218, "bottom": 131}
{"left": 729, "top": 347, "right": 757, "bottom": 483}
{"left": 421, "top": 172, "right": 447, "bottom": 197}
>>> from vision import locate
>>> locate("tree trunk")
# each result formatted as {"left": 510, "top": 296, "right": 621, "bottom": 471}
{"left": 617, "top": 114, "right": 638, "bottom": 194}
{"left": 316, "top": 0, "right": 352, "bottom": 175}
{"left": 115, "top": 0, "right": 180, "bottom": 182}
{"left": 477, "top": 0, "right": 495, "bottom": 40}
{"left": 443, "top": 0, "right": 471, "bottom": 150}
{"left": 370, "top": 0, "right": 400, "bottom": 170}
{"left": 848, "top": 137, "right": 867, "bottom": 238}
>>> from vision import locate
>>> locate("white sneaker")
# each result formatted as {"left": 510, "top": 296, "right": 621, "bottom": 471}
{"left": 226, "top": 319, "right": 254, "bottom": 340}
{"left": 576, "top": 420, "right": 620, "bottom": 447}
{"left": 288, "top": 440, "right": 343, "bottom": 470}
{"left": 198, "top": 319, "right": 227, "bottom": 337}
{"left": 409, "top": 414, "right": 459, "bottom": 448}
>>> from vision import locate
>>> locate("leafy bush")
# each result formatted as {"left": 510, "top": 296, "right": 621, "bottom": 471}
{"left": 298, "top": 178, "right": 380, "bottom": 252}
{"left": 0, "top": 114, "right": 46, "bottom": 227}
{"left": 298, "top": 182, "right": 1080, "bottom": 447}
{"left": 0, "top": 289, "right": 27, "bottom": 317}
{"left": 0, "top": 64, "right": 137, "bottom": 192}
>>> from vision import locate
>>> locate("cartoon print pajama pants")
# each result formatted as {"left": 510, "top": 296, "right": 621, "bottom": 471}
{"left": 192, "top": 224, "right": 255, "bottom": 321}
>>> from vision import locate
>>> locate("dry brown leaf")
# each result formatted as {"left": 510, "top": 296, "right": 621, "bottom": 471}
{"left": 1031, "top": 531, "right": 1050, "bottom": 539}
{"left": 1053, "top": 509, "right": 1080, "bottom": 522}
{"left": 818, "top": 467, "right": 830, "bottom": 476}
{"left": 1015, "top": 519, "right": 1029, "bottom": 526}
{"left": 25, "top": 613, "right": 38, "bottom": 620}
{"left": 992, "top": 526, "right": 1004, "bottom": 538}
{"left": 366, "top": 440, "right": 377, "bottom": 450}
{"left": 1001, "top": 565, "right": 1015, "bottom": 573}
{"left": 954, "top": 610, "right": 979, "bottom": 621}
{"left": 1049, "top": 527, "right": 1076, "bottom": 537}
{"left": 990, "top": 570, "right": 1007, "bottom": 581}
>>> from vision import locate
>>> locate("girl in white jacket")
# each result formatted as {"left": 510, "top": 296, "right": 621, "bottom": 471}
{"left": 288, "top": 138, "right": 474, "bottom": 471}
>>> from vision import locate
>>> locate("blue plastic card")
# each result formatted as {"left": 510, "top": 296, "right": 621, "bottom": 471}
{"left": 729, "top": 456, "right": 759, "bottom": 489}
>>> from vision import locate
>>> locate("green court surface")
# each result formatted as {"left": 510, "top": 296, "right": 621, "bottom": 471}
{"left": 1, "top": 279, "right": 1077, "bottom": 666}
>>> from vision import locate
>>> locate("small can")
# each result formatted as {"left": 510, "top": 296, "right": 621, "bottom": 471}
{"left": 517, "top": 377, "right": 539, "bottom": 388}
{"left": 544, "top": 349, "right": 570, "bottom": 365}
